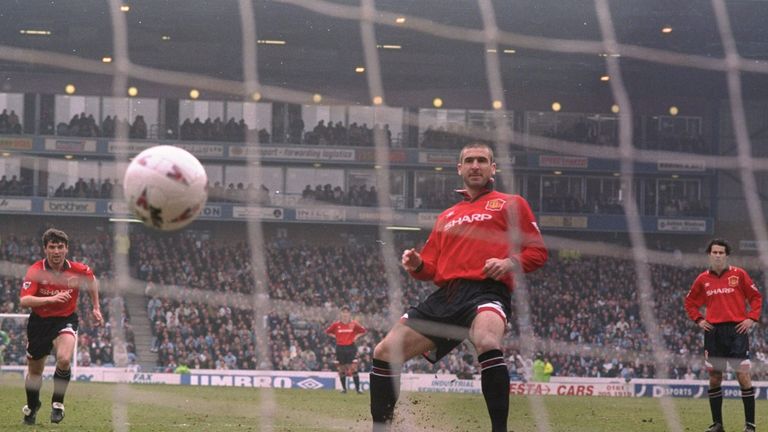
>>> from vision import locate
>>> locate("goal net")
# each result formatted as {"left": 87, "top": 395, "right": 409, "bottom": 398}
{"left": 0, "top": 0, "right": 767, "bottom": 431}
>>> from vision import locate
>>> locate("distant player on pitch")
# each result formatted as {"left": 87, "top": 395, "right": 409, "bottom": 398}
{"left": 325, "top": 305, "right": 367, "bottom": 394}
{"left": 19, "top": 228, "right": 103, "bottom": 425}
{"left": 684, "top": 239, "right": 762, "bottom": 432}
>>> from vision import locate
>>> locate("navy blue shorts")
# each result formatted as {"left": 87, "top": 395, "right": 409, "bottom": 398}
{"left": 402, "top": 279, "right": 510, "bottom": 363}
{"left": 336, "top": 345, "right": 358, "bottom": 364}
{"left": 26, "top": 313, "right": 79, "bottom": 360}
{"left": 704, "top": 322, "right": 750, "bottom": 372}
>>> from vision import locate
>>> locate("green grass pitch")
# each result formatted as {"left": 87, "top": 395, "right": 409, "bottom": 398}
{"left": 1, "top": 374, "right": 766, "bottom": 431}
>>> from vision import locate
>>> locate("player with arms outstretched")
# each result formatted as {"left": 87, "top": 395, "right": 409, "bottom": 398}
{"left": 19, "top": 228, "right": 103, "bottom": 425}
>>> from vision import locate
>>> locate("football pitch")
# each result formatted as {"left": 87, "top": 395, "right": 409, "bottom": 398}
{"left": 1, "top": 375, "right": 766, "bottom": 431}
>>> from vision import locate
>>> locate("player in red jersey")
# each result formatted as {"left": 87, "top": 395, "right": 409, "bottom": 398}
{"left": 370, "top": 142, "right": 547, "bottom": 432}
{"left": 19, "top": 228, "right": 103, "bottom": 425}
{"left": 684, "top": 239, "right": 762, "bottom": 432}
{"left": 325, "top": 305, "right": 367, "bottom": 394}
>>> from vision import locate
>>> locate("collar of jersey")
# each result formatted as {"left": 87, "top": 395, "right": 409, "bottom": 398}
{"left": 455, "top": 180, "right": 495, "bottom": 202}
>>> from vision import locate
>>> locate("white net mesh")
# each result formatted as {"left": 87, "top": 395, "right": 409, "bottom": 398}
{"left": 0, "top": 0, "right": 767, "bottom": 430}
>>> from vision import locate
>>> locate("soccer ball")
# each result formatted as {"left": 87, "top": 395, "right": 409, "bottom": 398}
{"left": 123, "top": 145, "right": 208, "bottom": 231}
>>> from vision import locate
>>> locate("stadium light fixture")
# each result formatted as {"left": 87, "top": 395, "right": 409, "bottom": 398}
{"left": 434, "top": 167, "right": 443, "bottom": 171}
{"left": 1, "top": 152, "right": 10, "bottom": 157}
{"left": 551, "top": 102, "right": 562, "bottom": 112}
{"left": 433, "top": 97, "right": 443, "bottom": 108}
{"left": 669, "top": 106, "right": 679, "bottom": 116}
{"left": 312, "top": 94, "right": 322, "bottom": 103}
{"left": 671, "top": 174, "right": 680, "bottom": 179}
{"left": 372, "top": 96, "right": 383, "bottom": 106}
{"left": 395, "top": 17, "right": 406, "bottom": 24}
{"left": 355, "top": 66, "right": 365, "bottom": 73}
{"left": 313, "top": 163, "right": 322, "bottom": 168}
{"left": 611, "top": 104, "right": 620, "bottom": 113}
{"left": 127, "top": 86, "right": 138, "bottom": 97}
{"left": 189, "top": 89, "right": 200, "bottom": 99}
{"left": 553, "top": 171, "right": 562, "bottom": 175}
{"left": 376, "top": 44, "right": 402, "bottom": 50}
{"left": 661, "top": 26, "right": 673, "bottom": 34}
{"left": 64, "top": 155, "right": 74, "bottom": 160}
{"left": 251, "top": 91, "right": 262, "bottom": 101}
{"left": 19, "top": 29, "right": 52, "bottom": 36}
{"left": 102, "top": 56, "right": 113, "bottom": 63}
{"left": 120, "top": 4, "right": 130, "bottom": 12}
{"left": 600, "top": 75, "right": 610, "bottom": 82}
{"left": 386, "top": 226, "right": 421, "bottom": 231}
{"left": 503, "top": 49, "right": 516, "bottom": 54}
{"left": 613, "top": 172, "right": 621, "bottom": 177}
{"left": 486, "top": 49, "right": 497, "bottom": 53}
{"left": 492, "top": 100, "right": 503, "bottom": 110}
{"left": 161, "top": 35, "right": 171, "bottom": 41}
{"left": 109, "top": 217, "right": 143, "bottom": 223}
{"left": 64, "top": 84, "right": 76, "bottom": 95}
{"left": 257, "top": 39, "right": 286, "bottom": 45}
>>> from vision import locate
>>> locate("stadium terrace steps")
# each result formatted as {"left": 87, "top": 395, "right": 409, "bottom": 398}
{"left": 123, "top": 292, "right": 157, "bottom": 372}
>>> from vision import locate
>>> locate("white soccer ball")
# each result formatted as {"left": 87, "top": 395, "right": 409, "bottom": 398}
{"left": 123, "top": 145, "right": 208, "bottom": 231}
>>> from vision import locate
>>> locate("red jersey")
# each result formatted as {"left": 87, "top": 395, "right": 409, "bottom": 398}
{"left": 410, "top": 189, "right": 547, "bottom": 291}
{"left": 20, "top": 259, "right": 95, "bottom": 318}
{"left": 684, "top": 265, "right": 762, "bottom": 324}
{"left": 325, "top": 320, "right": 367, "bottom": 346}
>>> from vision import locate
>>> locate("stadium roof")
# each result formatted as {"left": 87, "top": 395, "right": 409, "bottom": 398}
{"left": 1, "top": 0, "right": 767, "bottom": 104}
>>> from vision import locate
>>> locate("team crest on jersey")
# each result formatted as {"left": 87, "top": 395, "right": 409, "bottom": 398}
{"left": 485, "top": 198, "right": 506, "bottom": 211}
{"left": 22, "top": 281, "right": 31, "bottom": 290}
{"left": 728, "top": 276, "right": 739, "bottom": 287}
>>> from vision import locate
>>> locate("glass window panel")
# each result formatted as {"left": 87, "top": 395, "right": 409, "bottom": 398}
{"left": 414, "top": 171, "right": 462, "bottom": 209}
{"left": 179, "top": 100, "right": 224, "bottom": 123}
{"left": 0, "top": 93, "right": 24, "bottom": 132}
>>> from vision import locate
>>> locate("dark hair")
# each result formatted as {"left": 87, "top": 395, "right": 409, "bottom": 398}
{"left": 459, "top": 142, "right": 494, "bottom": 163}
{"left": 340, "top": 305, "right": 350, "bottom": 312}
{"left": 42, "top": 228, "right": 69, "bottom": 247}
{"left": 706, "top": 238, "right": 730, "bottom": 255}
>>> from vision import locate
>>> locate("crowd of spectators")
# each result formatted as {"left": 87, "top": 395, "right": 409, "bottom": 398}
{"left": 300, "top": 184, "right": 378, "bottom": 207}
{"left": 5, "top": 229, "right": 768, "bottom": 381}
{"left": 56, "top": 113, "right": 148, "bottom": 139}
{"left": 0, "top": 175, "right": 31, "bottom": 196}
{"left": 303, "top": 120, "right": 392, "bottom": 147}
{"left": 208, "top": 182, "right": 270, "bottom": 205}
{"left": 128, "top": 230, "right": 768, "bottom": 380}
{"left": 0, "top": 109, "right": 22, "bottom": 135}
{"left": 51, "top": 178, "right": 122, "bottom": 199}
{"left": 178, "top": 117, "right": 270, "bottom": 143}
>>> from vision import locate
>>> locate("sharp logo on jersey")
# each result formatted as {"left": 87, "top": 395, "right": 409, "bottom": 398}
{"left": 706, "top": 287, "right": 736, "bottom": 296}
{"left": 444, "top": 213, "right": 493, "bottom": 231}
{"left": 22, "top": 281, "right": 31, "bottom": 290}
{"left": 728, "top": 276, "right": 739, "bottom": 287}
{"left": 485, "top": 198, "right": 506, "bottom": 211}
